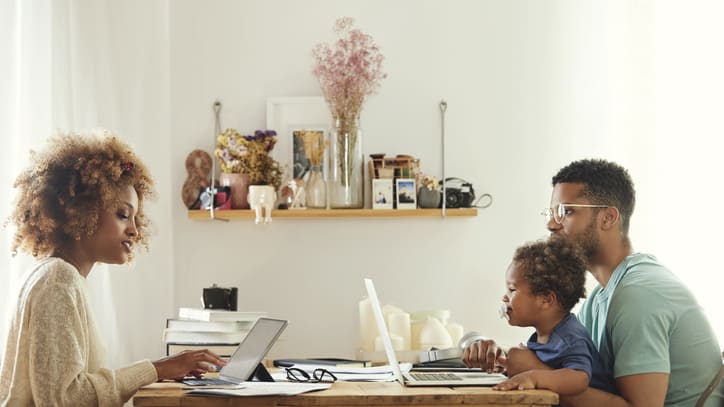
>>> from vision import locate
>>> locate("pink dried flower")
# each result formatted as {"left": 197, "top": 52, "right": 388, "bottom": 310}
{"left": 312, "top": 17, "right": 387, "bottom": 123}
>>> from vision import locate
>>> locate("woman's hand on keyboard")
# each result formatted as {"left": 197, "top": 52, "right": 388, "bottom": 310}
{"left": 153, "top": 349, "right": 228, "bottom": 380}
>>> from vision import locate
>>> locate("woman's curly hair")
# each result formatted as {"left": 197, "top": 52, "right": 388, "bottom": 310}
{"left": 7, "top": 130, "right": 155, "bottom": 258}
{"left": 513, "top": 237, "right": 587, "bottom": 311}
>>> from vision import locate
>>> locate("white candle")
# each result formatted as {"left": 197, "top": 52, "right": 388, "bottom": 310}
{"left": 388, "top": 312, "right": 411, "bottom": 351}
{"left": 446, "top": 322, "right": 464, "bottom": 346}
{"left": 419, "top": 317, "right": 453, "bottom": 349}
{"left": 375, "top": 333, "right": 404, "bottom": 351}
{"left": 410, "top": 319, "right": 425, "bottom": 350}
{"left": 358, "top": 297, "right": 378, "bottom": 352}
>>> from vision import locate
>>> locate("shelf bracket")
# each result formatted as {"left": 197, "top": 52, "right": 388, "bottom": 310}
{"left": 440, "top": 100, "right": 447, "bottom": 218}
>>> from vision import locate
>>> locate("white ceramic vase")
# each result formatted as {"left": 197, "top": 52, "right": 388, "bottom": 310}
{"left": 247, "top": 185, "right": 277, "bottom": 224}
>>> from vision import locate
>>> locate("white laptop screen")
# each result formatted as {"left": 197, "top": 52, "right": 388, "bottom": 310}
{"left": 364, "top": 278, "right": 406, "bottom": 384}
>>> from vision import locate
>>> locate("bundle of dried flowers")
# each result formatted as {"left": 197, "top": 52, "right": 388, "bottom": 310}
{"left": 312, "top": 17, "right": 386, "bottom": 185}
{"left": 215, "top": 129, "right": 282, "bottom": 189}
{"left": 299, "top": 130, "right": 327, "bottom": 168}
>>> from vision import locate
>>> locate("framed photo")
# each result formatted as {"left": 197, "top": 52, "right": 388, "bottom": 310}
{"left": 292, "top": 128, "right": 325, "bottom": 180}
{"left": 266, "top": 97, "right": 330, "bottom": 179}
{"left": 396, "top": 178, "right": 417, "bottom": 210}
{"left": 372, "top": 178, "right": 394, "bottom": 210}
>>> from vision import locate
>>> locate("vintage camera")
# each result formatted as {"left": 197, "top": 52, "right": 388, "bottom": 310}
{"left": 441, "top": 178, "right": 475, "bottom": 208}
{"left": 202, "top": 284, "right": 238, "bottom": 311}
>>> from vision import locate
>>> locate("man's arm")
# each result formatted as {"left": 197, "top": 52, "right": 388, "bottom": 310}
{"left": 560, "top": 373, "right": 669, "bottom": 407}
{"left": 506, "top": 348, "right": 669, "bottom": 407}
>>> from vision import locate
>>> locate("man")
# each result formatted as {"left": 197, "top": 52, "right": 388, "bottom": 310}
{"left": 464, "top": 159, "right": 722, "bottom": 406}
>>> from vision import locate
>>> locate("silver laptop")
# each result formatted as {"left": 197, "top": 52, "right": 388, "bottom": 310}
{"left": 181, "top": 317, "right": 287, "bottom": 387}
{"left": 364, "top": 278, "right": 506, "bottom": 387}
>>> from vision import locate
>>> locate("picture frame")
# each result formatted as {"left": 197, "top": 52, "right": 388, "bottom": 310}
{"left": 266, "top": 97, "right": 330, "bottom": 180}
{"left": 396, "top": 178, "right": 417, "bottom": 210}
{"left": 372, "top": 178, "right": 394, "bottom": 210}
{"left": 292, "top": 128, "right": 325, "bottom": 180}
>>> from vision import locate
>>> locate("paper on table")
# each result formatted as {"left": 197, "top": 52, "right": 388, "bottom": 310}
{"left": 187, "top": 381, "right": 331, "bottom": 396}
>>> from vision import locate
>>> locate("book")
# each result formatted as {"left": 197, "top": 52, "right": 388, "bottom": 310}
{"left": 273, "top": 358, "right": 372, "bottom": 368}
{"left": 163, "top": 328, "right": 249, "bottom": 344}
{"left": 178, "top": 307, "right": 266, "bottom": 322}
{"left": 166, "top": 342, "right": 239, "bottom": 357}
{"left": 166, "top": 318, "right": 254, "bottom": 332}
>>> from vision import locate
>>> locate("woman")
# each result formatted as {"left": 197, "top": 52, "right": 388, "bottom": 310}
{"left": 0, "top": 130, "right": 226, "bottom": 406}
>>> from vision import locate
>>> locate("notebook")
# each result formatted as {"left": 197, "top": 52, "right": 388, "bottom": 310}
{"left": 181, "top": 317, "right": 287, "bottom": 387}
{"left": 364, "top": 278, "right": 506, "bottom": 387}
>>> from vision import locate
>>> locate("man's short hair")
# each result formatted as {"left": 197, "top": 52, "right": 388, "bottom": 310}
{"left": 552, "top": 159, "right": 635, "bottom": 235}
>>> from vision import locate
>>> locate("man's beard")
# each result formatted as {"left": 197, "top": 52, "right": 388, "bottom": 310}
{"left": 576, "top": 215, "right": 600, "bottom": 265}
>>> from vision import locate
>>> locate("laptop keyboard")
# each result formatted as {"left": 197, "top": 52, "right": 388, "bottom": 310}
{"left": 181, "top": 377, "right": 235, "bottom": 386}
{"left": 409, "top": 372, "right": 462, "bottom": 381}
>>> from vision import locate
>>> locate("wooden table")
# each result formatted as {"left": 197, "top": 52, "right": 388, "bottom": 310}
{"left": 133, "top": 381, "right": 558, "bottom": 407}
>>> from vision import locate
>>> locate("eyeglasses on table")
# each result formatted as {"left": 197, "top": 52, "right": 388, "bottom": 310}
{"left": 285, "top": 367, "right": 338, "bottom": 383}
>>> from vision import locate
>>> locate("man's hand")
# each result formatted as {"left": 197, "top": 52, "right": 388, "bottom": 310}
{"left": 462, "top": 339, "right": 506, "bottom": 373}
{"left": 153, "top": 349, "right": 228, "bottom": 380}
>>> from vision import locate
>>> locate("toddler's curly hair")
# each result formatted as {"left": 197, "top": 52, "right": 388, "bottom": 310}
{"left": 513, "top": 237, "right": 587, "bottom": 311}
{"left": 7, "top": 130, "right": 155, "bottom": 258}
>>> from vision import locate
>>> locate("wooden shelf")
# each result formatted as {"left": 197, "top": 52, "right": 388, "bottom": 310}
{"left": 187, "top": 208, "right": 477, "bottom": 220}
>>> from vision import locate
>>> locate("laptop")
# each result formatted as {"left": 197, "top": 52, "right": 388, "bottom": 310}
{"left": 364, "top": 278, "right": 506, "bottom": 387}
{"left": 181, "top": 317, "right": 287, "bottom": 387}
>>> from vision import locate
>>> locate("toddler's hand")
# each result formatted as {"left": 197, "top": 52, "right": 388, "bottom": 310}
{"left": 492, "top": 371, "right": 536, "bottom": 391}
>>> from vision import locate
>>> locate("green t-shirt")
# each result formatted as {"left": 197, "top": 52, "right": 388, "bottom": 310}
{"left": 579, "top": 253, "right": 722, "bottom": 406}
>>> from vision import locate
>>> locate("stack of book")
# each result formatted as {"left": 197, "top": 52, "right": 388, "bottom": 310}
{"left": 164, "top": 307, "right": 266, "bottom": 357}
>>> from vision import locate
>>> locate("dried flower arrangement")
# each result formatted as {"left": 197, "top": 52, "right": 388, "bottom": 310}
{"left": 214, "top": 129, "right": 282, "bottom": 189}
{"left": 413, "top": 165, "right": 439, "bottom": 191}
{"left": 299, "top": 130, "right": 327, "bottom": 168}
{"left": 312, "top": 17, "right": 386, "bottom": 126}
{"left": 312, "top": 17, "right": 386, "bottom": 187}
{"left": 420, "top": 175, "right": 440, "bottom": 191}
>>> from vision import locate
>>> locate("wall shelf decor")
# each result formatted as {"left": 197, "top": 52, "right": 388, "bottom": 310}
{"left": 187, "top": 208, "right": 477, "bottom": 220}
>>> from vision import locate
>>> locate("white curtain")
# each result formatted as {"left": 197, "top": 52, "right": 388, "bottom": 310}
{"left": 0, "top": 0, "right": 173, "bottom": 367}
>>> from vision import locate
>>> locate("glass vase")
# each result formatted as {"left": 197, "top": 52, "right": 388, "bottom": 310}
{"left": 305, "top": 165, "right": 326, "bottom": 209}
{"left": 329, "top": 117, "right": 363, "bottom": 208}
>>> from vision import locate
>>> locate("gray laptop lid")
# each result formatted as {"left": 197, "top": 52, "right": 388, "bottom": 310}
{"left": 219, "top": 317, "right": 287, "bottom": 382}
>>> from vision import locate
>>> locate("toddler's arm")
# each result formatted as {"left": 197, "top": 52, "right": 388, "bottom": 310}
{"left": 493, "top": 368, "right": 589, "bottom": 395}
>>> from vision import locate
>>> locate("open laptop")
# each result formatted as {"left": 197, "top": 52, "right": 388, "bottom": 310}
{"left": 181, "top": 317, "right": 287, "bottom": 387}
{"left": 364, "top": 278, "right": 506, "bottom": 387}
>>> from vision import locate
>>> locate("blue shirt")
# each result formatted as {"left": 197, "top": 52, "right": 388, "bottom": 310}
{"left": 527, "top": 313, "right": 618, "bottom": 395}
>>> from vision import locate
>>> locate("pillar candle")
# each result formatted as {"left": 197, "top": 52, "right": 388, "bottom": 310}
{"left": 375, "top": 333, "right": 404, "bottom": 351}
{"left": 358, "top": 297, "right": 378, "bottom": 352}
{"left": 388, "top": 312, "right": 411, "bottom": 351}
{"left": 410, "top": 319, "right": 425, "bottom": 350}
{"left": 446, "top": 322, "right": 464, "bottom": 346}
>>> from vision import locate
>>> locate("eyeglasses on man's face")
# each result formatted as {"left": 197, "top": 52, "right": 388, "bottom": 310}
{"left": 541, "top": 203, "right": 610, "bottom": 224}
{"left": 285, "top": 367, "right": 337, "bottom": 383}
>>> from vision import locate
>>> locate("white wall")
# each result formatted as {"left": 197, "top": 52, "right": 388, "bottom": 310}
{"left": 3, "top": 0, "right": 721, "bottom": 373}
{"left": 167, "top": 0, "right": 668, "bottom": 360}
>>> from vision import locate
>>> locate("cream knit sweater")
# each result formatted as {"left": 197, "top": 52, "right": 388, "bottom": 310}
{"left": 0, "top": 257, "right": 158, "bottom": 406}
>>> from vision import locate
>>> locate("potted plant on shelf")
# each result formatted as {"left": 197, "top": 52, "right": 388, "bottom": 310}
{"left": 417, "top": 174, "right": 441, "bottom": 209}
{"left": 214, "top": 129, "right": 282, "bottom": 213}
